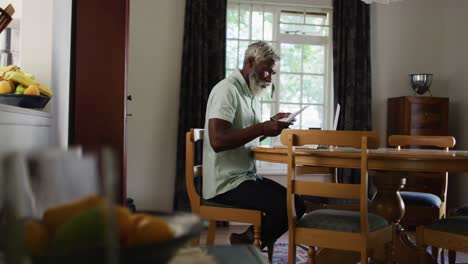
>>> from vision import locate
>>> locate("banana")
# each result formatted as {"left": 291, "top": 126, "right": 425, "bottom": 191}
{"left": 5, "top": 71, "right": 53, "bottom": 97}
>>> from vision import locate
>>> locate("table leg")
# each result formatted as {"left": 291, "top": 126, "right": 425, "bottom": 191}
{"left": 372, "top": 173, "right": 437, "bottom": 264}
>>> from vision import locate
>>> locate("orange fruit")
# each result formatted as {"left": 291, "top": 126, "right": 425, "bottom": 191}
{"left": 114, "top": 206, "right": 132, "bottom": 243}
{"left": 23, "top": 219, "right": 49, "bottom": 256}
{"left": 24, "top": 85, "right": 40, "bottom": 96}
{"left": 42, "top": 195, "right": 103, "bottom": 235}
{"left": 0, "top": 80, "right": 12, "bottom": 94}
{"left": 126, "top": 215, "right": 174, "bottom": 247}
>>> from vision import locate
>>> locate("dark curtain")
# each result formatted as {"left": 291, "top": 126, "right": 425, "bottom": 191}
{"left": 333, "top": 0, "right": 372, "bottom": 184}
{"left": 173, "top": 0, "right": 227, "bottom": 211}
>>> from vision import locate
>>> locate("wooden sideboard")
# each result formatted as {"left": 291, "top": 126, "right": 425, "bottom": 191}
{"left": 387, "top": 96, "right": 449, "bottom": 139}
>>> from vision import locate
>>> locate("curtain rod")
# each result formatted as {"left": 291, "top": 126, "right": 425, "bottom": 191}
{"left": 229, "top": 0, "right": 332, "bottom": 9}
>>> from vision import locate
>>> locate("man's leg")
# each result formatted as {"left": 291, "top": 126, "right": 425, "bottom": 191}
{"left": 210, "top": 177, "right": 305, "bottom": 247}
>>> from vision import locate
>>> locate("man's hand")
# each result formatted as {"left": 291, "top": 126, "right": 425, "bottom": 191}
{"left": 262, "top": 120, "right": 291, "bottom": 137}
{"left": 270, "top": 112, "right": 291, "bottom": 121}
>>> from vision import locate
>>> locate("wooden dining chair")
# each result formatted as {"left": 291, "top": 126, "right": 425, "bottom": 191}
{"left": 416, "top": 216, "right": 468, "bottom": 264}
{"left": 185, "top": 128, "right": 273, "bottom": 261}
{"left": 282, "top": 130, "right": 392, "bottom": 264}
{"left": 388, "top": 135, "right": 456, "bottom": 229}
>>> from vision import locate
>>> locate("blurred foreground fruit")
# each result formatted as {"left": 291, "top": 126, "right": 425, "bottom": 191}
{"left": 42, "top": 195, "right": 103, "bottom": 235}
{"left": 50, "top": 207, "right": 107, "bottom": 256}
{"left": 127, "top": 215, "right": 174, "bottom": 247}
{"left": 23, "top": 220, "right": 49, "bottom": 256}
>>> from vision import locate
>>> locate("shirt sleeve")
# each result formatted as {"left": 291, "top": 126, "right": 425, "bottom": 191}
{"left": 207, "top": 84, "right": 237, "bottom": 123}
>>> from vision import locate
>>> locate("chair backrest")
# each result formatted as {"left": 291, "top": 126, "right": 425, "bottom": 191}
{"left": 283, "top": 129, "right": 379, "bottom": 235}
{"left": 185, "top": 128, "right": 204, "bottom": 212}
{"left": 388, "top": 135, "right": 456, "bottom": 198}
{"left": 388, "top": 135, "right": 456, "bottom": 151}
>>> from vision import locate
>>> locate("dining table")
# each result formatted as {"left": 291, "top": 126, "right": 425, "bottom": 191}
{"left": 252, "top": 145, "right": 468, "bottom": 264}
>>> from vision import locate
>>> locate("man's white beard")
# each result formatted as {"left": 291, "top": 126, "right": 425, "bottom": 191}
{"left": 249, "top": 75, "right": 270, "bottom": 97}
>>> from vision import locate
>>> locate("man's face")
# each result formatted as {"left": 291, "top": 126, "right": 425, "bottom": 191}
{"left": 249, "top": 59, "right": 277, "bottom": 96}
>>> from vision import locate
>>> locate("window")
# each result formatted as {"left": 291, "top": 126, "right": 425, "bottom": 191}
{"left": 226, "top": 0, "right": 333, "bottom": 174}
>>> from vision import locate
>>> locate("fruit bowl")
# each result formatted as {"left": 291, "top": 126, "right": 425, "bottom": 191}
{"left": 29, "top": 212, "right": 203, "bottom": 264}
{"left": 0, "top": 94, "right": 51, "bottom": 109}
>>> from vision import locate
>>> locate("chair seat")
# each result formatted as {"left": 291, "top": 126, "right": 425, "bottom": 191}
{"left": 456, "top": 205, "right": 468, "bottom": 216}
{"left": 429, "top": 216, "right": 468, "bottom": 236}
{"left": 201, "top": 199, "right": 236, "bottom": 209}
{"left": 400, "top": 191, "right": 442, "bottom": 207}
{"left": 297, "top": 209, "right": 389, "bottom": 233}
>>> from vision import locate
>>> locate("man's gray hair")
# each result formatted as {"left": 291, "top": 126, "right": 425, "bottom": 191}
{"left": 244, "top": 41, "right": 280, "bottom": 64}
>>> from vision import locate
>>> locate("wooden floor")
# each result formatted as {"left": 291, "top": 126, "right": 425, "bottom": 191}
{"left": 199, "top": 224, "right": 468, "bottom": 263}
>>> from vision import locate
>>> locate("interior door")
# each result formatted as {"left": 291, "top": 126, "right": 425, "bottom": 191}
{"left": 70, "top": 0, "right": 130, "bottom": 203}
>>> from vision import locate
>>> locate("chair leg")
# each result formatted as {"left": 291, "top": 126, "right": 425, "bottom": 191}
{"left": 448, "top": 250, "right": 456, "bottom": 264}
{"left": 253, "top": 225, "right": 261, "bottom": 249}
{"left": 191, "top": 236, "right": 200, "bottom": 246}
{"left": 206, "top": 220, "right": 216, "bottom": 245}
{"left": 431, "top": 247, "right": 440, "bottom": 263}
{"left": 360, "top": 250, "right": 368, "bottom": 264}
{"left": 440, "top": 249, "right": 445, "bottom": 264}
{"left": 287, "top": 231, "right": 295, "bottom": 264}
{"left": 307, "top": 246, "right": 316, "bottom": 264}
{"left": 267, "top": 244, "right": 274, "bottom": 263}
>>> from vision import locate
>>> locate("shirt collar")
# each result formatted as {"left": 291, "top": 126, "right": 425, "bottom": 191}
{"left": 231, "top": 69, "right": 253, "bottom": 98}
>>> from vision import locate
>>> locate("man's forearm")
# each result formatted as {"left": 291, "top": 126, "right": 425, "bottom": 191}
{"left": 209, "top": 121, "right": 264, "bottom": 152}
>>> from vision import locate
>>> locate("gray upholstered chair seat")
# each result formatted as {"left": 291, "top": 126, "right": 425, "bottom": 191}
{"left": 429, "top": 216, "right": 468, "bottom": 236}
{"left": 400, "top": 191, "right": 442, "bottom": 207}
{"left": 297, "top": 209, "right": 389, "bottom": 233}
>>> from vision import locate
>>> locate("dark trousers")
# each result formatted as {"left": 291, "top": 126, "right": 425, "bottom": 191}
{"left": 209, "top": 177, "right": 305, "bottom": 247}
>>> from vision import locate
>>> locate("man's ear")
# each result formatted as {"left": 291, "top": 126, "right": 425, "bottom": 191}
{"left": 247, "top": 57, "right": 255, "bottom": 67}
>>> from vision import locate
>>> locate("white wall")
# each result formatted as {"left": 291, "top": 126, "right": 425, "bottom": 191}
{"left": 440, "top": 0, "right": 468, "bottom": 208}
{"left": 371, "top": 0, "right": 468, "bottom": 208}
{"left": 370, "top": 0, "right": 446, "bottom": 147}
{"left": 126, "top": 0, "right": 185, "bottom": 212}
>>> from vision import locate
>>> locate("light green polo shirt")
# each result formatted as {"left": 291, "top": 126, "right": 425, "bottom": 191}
{"left": 202, "top": 69, "right": 262, "bottom": 199}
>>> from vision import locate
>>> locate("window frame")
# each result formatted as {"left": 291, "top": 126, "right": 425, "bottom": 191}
{"left": 226, "top": 0, "right": 334, "bottom": 175}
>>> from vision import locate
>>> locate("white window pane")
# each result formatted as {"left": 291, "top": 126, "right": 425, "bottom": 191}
{"left": 239, "top": 9, "right": 250, "bottom": 39}
{"left": 280, "top": 12, "right": 304, "bottom": 24}
{"left": 303, "top": 45, "right": 325, "bottom": 74}
{"left": 227, "top": 8, "right": 239, "bottom": 38}
{"left": 252, "top": 11, "right": 263, "bottom": 40}
{"left": 280, "top": 43, "right": 302, "bottom": 73}
{"left": 238, "top": 41, "right": 249, "bottom": 68}
{"left": 302, "top": 105, "right": 323, "bottom": 129}
{"left": 279, "top": 74, "right": 301, "bottom": 103}
{"left": 263, "top": 12, "right": 273, "bottom": 41}
{"left": 303, "top": 75, "right": 324, "bottom": 104}
{"left": 305, "top": 13, "right": 328, "bottom": 25}
{"left": 226, "top": 40, "right": 238, "bottom": 69}
{"left": 280, "top": 24, "right": 328, "bottom": 36}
